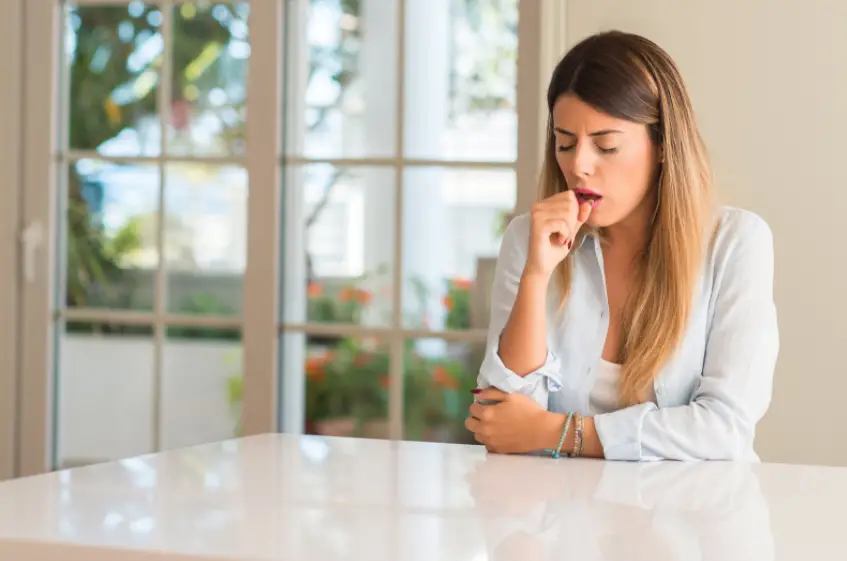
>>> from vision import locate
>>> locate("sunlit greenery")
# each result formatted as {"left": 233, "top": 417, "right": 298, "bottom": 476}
{"left": 67, "top": 0, "right": 516, "bottom": 443}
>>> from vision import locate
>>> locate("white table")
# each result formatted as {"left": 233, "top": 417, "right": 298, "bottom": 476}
{"left": 0, "top": 433, "right": 844, "bottom": 560}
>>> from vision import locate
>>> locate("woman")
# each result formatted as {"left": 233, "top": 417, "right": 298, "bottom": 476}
{"left": 465, "top": 30, "right": 779, "bottom": 461}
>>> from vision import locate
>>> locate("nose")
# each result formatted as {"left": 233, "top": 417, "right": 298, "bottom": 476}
{"left": 569, "top": 141, "right": 596, "bottom": 179}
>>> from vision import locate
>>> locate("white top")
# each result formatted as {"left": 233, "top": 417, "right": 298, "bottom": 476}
{"left": 478, "top": 206, "right": 779, "bottom": 461}
{"left": 588, "top": 359, "right": 657, "bottom": 414}
{"left": 0, "top": 434, "right": 845, "bottom": 560}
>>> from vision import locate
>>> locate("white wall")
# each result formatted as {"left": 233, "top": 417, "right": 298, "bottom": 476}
{"left": 566, "top": 0, "right": 847, "bottom": 466}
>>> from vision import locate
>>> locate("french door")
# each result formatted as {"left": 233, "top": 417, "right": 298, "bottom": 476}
{"left": 0, "top": 0, "right": 24, "bottom": 481}
{"left": 11, "top": 0, "right": 546, "bottom": 477}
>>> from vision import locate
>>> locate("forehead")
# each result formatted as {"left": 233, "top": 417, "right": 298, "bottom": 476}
{"left": 551, "top": 93, "right": 642, "bottom": 133}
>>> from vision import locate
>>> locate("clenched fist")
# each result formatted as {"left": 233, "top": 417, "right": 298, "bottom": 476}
{"left": 524, "top": 190, "right": 594, "bottom": 279}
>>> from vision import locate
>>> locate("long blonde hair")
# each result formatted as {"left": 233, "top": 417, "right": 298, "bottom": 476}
{"left": 541, "top": 31, "right": 714, "bottom": 406}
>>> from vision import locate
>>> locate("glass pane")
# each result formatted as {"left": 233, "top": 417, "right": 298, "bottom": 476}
{"left": 164, "top": 164, "right": 246, "bottom": 316}
{"left": 57, "top": 321, "right": 155, "bottom": 468}
{"left": 403, "top": 338, "right": 481, "bottom": 444}
{"left": 278, "top": 334, "right": 389, "bottom": 439}
{"left": 65, "top": 159, "right": 159, "bottom": 311}
{"left": 402, "top": 167, "right": 516, "bottom": 330}
{"left": 281, "top": 165, "right": 395, "bottom": 327}
{"left": 403, "top": 0, "right": 518, "bottom": 162}
{"left": 163, "top": 327, "right": 242, "bottom": 449}
{"left": 169, "top": 2, "right": 250, "bottom": 157}
{"left": 66, "top": 3, "right": 163, "bottom": 157}
{"left": 284, "top": 0, "right": 399, "bottom": 158}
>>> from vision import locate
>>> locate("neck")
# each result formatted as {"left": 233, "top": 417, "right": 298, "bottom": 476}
{"left": 603, "top": 193, "right": 656, "bottom": 256}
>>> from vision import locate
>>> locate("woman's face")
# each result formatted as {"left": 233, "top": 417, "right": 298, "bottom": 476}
{"left": 552, "top": 93, "right": 660, "bottom": 229}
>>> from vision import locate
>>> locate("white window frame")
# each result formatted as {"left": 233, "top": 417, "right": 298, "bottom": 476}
{"left": 10, "top": 0, "right": 563, "bottom": 476}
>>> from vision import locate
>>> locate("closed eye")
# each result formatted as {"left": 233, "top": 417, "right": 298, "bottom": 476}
{"left": 557, "top": 145, "right": 618, "bottom": 154}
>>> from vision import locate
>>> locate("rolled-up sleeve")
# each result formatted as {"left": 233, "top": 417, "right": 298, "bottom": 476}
{"left": 594, "top": 214, "right": 779, "bottom": 461}
{"left": 477, "top": 215, "right": 563, "bottom": 408}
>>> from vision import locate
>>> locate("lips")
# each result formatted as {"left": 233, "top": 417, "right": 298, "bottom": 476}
{"left": 572, "top": 187, "right": 603, "bottom": 204}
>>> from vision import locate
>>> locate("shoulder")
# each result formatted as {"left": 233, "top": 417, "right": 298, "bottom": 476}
{"left": 503, "top": 211, "right": 532, "bottom": 241}
{"left": 499, "top": 211, "right": 532, "bottom": 256}
{"left": 709, "top": 206, "right": 774, "bottom": 266}
{"left": 703, "top": 206, "right": 775, "bottom": 302}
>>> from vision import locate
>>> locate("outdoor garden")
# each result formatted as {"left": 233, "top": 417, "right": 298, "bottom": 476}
{"left": 60, "top": 1, "right": 512, "bottom": 463}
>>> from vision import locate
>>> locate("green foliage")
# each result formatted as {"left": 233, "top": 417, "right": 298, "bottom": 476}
{"left": 226, "top": 337, "right": 478, "bottom": 443}
{"left": 443, "top": 278, "right": 472, "bottom": 331}
{"left": 66, "top": 206, "right": 143, "bottom": 311}
{"left": 67, "top": 4, "right": 241, "bottom": 326}
{"left": 307, "top": 283, "right": 373, "bottom": 324}
{"left": 66, "top": 0, "right": 512, "bottom": 444}
{"left": 168, "top": 293, "right": 240, "bottom": 341}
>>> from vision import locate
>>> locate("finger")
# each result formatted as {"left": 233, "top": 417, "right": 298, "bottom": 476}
{"left": 475, "top": 432, "right": 489, "bottom": 446}
{"left": 469, "top": 402, "right": 487, "bottom": 420}
{"left": 551, "top": 231, "right": 568, "bottom": 248}
{"left": 536, "top": 197, "right": 578, "bottom": 217}
{"left": 465, "top": 416, "right": 482, "bottom": 433}
{"left": 542, "top": 219, "right": 571, "bottom": 247}
{"left": 576, "top": 200, "right": 594, "bottom": 225}
{"left": 474, "top": 387, "right": 508, "bottom": 402}
{"left": 545, "top": 189, "right": 578, "bottom": 204}
{"left": 559, "top": 198, "right": 592, "bottom": 245}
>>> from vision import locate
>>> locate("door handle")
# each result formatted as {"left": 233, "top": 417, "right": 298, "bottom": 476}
{"left": 20, "top": 221, "right": 43, "bottom": 283}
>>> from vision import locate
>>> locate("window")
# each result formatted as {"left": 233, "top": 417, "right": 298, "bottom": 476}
{"left": 11, "top": 0, "right": 546, "bottom": 474}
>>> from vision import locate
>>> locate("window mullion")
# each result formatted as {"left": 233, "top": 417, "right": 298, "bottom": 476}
{"left": 242, "top": 0, "right": 284, "bottom": 436}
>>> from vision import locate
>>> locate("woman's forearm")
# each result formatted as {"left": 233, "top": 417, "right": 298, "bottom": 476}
{"left": 497, "top": 272, "right": 551, "bottom": 376}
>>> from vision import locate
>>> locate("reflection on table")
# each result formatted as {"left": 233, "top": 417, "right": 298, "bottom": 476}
{"left": 468, "top": 457, "right": 774, "bottom": 560}
{"left": 1, "top": 434, "right": 844, "bottom": 561}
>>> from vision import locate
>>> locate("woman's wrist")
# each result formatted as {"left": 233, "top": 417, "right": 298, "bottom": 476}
{"left": 538, "top": 411, "right": 574, "bottom": 452}
{"left": 520, "top": 269, "right": 552, "bottom": 288}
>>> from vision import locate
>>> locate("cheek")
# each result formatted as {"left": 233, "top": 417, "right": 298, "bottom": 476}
{"left": 555, "top": 152, "right": 569, "bottom": 177}
{"left": 605, "top": 152, "right": 654, "bottom": 200}
{"left": 555, "top": 152, "right": 579, "bottom": 186}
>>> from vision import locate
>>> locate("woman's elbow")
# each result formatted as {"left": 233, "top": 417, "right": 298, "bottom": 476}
{"left": 703, "top": 416, "right": 757, "bottom": 461}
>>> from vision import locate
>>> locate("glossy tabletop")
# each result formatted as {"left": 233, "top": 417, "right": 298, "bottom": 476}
{"left": 0, "top": 433, "right": 844, "bottom": 560}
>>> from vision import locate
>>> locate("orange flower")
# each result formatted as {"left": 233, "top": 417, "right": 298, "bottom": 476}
{"left": 103, "top": 98, "right": 121, "bottom": 126}
{"left": 339, "top": 286, "right": 355, "bottom": 302}
{"left": 443, "top": 295, "right": 454, "bottom": 311}
{"left": 305, "top": 357, "right": 326, "bottom": 382}
{"left": 452, "top": 278, "right": 473, "bottom": 290}
{"left": 307, "top": 282, "right": 323, "bottom": 297}
{"left": 353, "top": 353, "right": 371, "bottom": 367}
{"left": 379, "top": 374, "right": 390, "bottom": 389}
{"left": 356, "top": 289, "right": 372, "bottom": 304}
{"left": 433, "top": 366, "right": 459, "bottom": 390}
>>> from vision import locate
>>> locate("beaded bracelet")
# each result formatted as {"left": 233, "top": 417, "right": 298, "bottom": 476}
{"left": 570, "top": 413, "right": 584, "bottom": 457}
{"left": 552, "top": 412, "right": 574, "bottom": 459}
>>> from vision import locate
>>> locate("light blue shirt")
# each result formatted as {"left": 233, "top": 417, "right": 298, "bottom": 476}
{"left": 477, "top": 206, "right": 779, "bottom": 461}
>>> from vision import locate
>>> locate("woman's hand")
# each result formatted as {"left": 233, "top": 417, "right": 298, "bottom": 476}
{"left": 465, "top": 388, "right": 562, "bottom": 454}
{"left": 525, "top": 190, "right": 593, "bottom": 279}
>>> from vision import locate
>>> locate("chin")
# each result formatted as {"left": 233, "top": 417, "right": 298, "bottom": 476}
{"left": 586, "top": 203, "right": 626, "bottom": 229}
{"left": 585, "top": 211, "right": 610, "bottom": 229}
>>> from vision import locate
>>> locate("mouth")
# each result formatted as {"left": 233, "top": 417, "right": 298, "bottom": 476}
{"left": 572, "top": 188, "right": 603, "bottom": 205}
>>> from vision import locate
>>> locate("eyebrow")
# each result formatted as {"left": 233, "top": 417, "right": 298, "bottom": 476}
{"left": 554, "top": 127, "right": 624, "bottom": 137}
